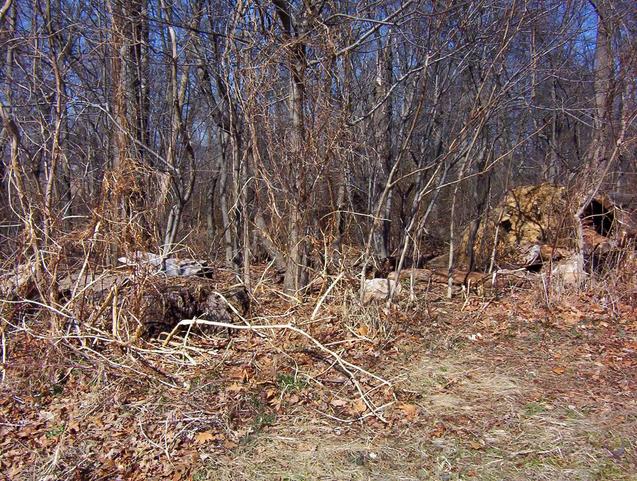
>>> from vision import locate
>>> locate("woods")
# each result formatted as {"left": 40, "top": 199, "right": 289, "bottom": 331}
{"left": 1, "top": 0, "right": 635, "bottom": 295}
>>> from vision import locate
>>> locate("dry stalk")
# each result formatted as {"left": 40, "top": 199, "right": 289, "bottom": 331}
{"left": 310, "top": 272, "right": 344, "bottom": 320}
{"left": 164, "top": 317, "right": 393, "bottom": 422}
{"left": 1, "top": 325, "right": 6, "bottom": 384}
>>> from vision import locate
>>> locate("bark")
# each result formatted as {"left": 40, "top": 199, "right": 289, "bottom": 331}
{"left": 584, "top": 0, "right": 615, "bottom": 183}
{"left": 374, "top": 38, "right": 394, "bottom": 257}
{"left": 273, "top": 0, "right": 308, "bottom": 294}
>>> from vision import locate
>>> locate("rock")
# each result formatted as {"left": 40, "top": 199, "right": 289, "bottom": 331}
{"left": 524, "top": 244, "right": 542, "bottom": 266}
{"left": 355, "top": 255, "right": 436, "bottom": 279}
{"left": 58, "top": 267, "right": 247, "bottom": 340}
{"left": 550, "top": 254, "right": 586, "bottom": 289}
{"left": 458, "top": 184, "right": 574, "bottom": 270}
{"left": 362, "top": 278, "right": 401, "bottom": 303}
{"left": 123, "top": 278, "right": 248, "bottom": 338}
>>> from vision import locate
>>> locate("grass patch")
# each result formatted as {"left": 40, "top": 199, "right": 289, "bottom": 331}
{"left": 593, "top": 461, "right": 630, "bottom": 481}
{"left": 46, "top": 424, "right": 65, "bottom": 438}
{"left": 523, "top": 401, "right": 547, "bottom": 416}
{"left": 277, "top": 372, "right": 308, "bottom": 392}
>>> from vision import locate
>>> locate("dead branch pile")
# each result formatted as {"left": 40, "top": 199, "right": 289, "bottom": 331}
{"left": 105, "top": 276, "right": 249, "bottom": 339}
{"left": 1, "top": 259, "right": 247, "bottom": 340}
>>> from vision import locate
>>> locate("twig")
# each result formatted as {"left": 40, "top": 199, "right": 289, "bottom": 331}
{"left": 164, "top": 318, "right": 393, "bottom": 421}
{"left": 311, "top": 272, "right": 344, "bottom": 320}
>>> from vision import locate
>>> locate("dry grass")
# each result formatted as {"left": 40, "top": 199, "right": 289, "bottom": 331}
{"left": 194, "top": 338, "right": 636, "bottom": 481}
{"left": 2, "top": 269, "right": 636, "bottom": 481}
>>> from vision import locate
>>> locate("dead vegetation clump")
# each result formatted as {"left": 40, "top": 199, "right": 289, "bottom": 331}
{"left": 455, "top": 184, "right": 637, "bottom": 278}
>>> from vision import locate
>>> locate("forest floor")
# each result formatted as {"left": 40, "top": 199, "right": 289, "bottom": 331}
{"left": 1, "top": 272, "right": 636, "bottom": 481}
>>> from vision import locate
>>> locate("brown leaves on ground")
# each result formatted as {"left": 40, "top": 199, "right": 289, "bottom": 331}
{"left": 397, "top": 402, "right": 419, "bottom": 419}
{"left": 1, "top": 270, "right": 636, "bottom": 480}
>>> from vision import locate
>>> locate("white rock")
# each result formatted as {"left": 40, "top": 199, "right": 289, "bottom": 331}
{"left": 118, "top": 251, "right": 163, "bottom": 267}
{"left": 551, "top": 254, "right": 586, "bottom": 287}
{"left": 362, "top": 278, "right": 401, "bottom": 303}
{"left": 524, "top": 243, "right": 542, "bottom": 265}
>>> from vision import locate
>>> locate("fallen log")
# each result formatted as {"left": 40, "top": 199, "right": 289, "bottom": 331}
{"left": 387, "top": 268, "right": 490, "bottom": 286}
{"left": 388, "top": 267, "right": 536, "bottom": 291}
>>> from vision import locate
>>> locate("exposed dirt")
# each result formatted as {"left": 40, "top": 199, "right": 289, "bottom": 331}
{"left": 1, "top": 276, "right": 636, "bottom": 481}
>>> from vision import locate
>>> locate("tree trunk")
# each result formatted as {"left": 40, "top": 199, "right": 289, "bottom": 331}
{"left": 273, "top": 0, "right": 307, "bottom": 294}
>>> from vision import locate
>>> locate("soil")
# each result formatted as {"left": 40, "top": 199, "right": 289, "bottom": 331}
{"left": 1, "top": 273, "right": 635, "bottom": 481}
